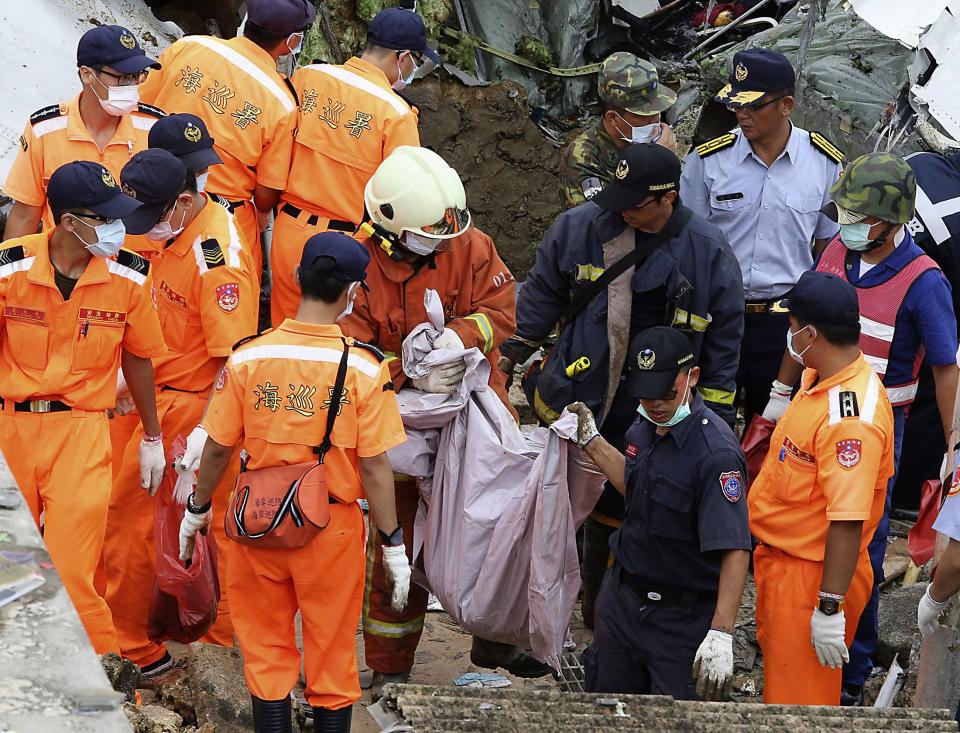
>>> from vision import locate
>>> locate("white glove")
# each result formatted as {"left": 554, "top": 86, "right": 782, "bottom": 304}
{"left": 139, "top": 436, "right": 166, "bottom": 496}
{"left": 412, "top": 361, "right": 467, "bottom": 394}
{"left": 761, "top": 379, "right": 793, "bottom": 423}
{"left": 115, "top": 370, "right": 135, "bottom": 416}
{"left": 177, "top": 425, "right": 208, "bottom": 473}
{"left": 918, "top": 585, "right": 950, "bottom": 637}
{"left": 692, "top": 629, "right": 734, "bottom": 701}
{"left": 810, "top": 607, "right": 849, "bottom": 668}
{"left": 433, "top": 327, "right": 465, "bottom": 352}
{"left": 178, "top": 505, "right": 212, "bottom": 563}
{"left": 382, "top": 543, "right": 412, "bottom": 612}
{"left": 566, "top": 402, "right": 599, "bottom": 448}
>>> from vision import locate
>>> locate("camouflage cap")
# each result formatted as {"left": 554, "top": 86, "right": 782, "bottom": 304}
{"left": 598, "top": 52, "right": 677, "bottom": 116}
{"left": 827, "top": 152, "right": 916, "bottom": 225}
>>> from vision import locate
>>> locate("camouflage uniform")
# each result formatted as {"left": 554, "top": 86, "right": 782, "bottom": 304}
{"left": 559, "top": 52, "right": 677, "bottom": 209}
{"left": 830, "top": 152, "right": 917, "bottom": 224}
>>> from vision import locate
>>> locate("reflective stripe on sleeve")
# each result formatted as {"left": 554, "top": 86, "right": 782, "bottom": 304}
{"left": 698, "top": 387, "right": 736, "bottom": 405}
{"left": 463, "top": 313, "right": 495, "bottom": 353}
{"left": 672, "top": 308, "right": 711, "bottom": 333}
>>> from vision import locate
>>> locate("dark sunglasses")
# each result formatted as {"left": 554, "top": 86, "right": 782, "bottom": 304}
{"left": 727, "top": 94, "right": 788, "bottom": 113}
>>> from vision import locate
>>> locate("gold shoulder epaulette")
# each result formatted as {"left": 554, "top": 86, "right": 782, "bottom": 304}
{"left": 696, "top": 133, "right": 737, "bottom": 158}
{"left": 810, "top": 131, "right": 844, "bottom": 164}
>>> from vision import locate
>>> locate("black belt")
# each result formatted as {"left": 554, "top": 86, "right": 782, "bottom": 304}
{"left": 280, "top": 203, "right": 354, "bottom": 231}
{"left": 617, "top": 567, "right": 717, "bottom": 607}
{"left": 745, "top": 297, "right": 789, "bottom": 315}
{"left": 1, "top": 398, "right": 72, "bottom": 413}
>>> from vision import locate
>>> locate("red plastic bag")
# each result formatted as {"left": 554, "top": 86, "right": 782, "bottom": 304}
{"left": 741, "top": 415, "right": 776, "bottom": 492}
{"left": 147, "top": 436, "right": 220, "bottom": 644}
{"left": 908, "top": 479, "right": 944, "bottom": 567}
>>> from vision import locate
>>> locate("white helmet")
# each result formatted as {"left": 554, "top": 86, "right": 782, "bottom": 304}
{"left": 364, "top": 146, "right": 471, "bottom": 246}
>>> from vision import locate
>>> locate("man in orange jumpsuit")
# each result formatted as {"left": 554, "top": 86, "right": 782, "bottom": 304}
{"left": 104, "top": 149, "right": 259, "bottom": 676}
{"left": 3, "top": 24, "right": 164, "bottom": 241}
{"left": 138, "top": 0, "right": 313, "bottom": 270}
{"left": 0, "top": 161, "right": 167, "bottom": 653}
{"left": 749, "top": 270, "right": 895, "bottom": 704}
{"left": 179, "top": 232, "right": 411, "bottom": 733}
{"left": 270, "top": 6, "right": 435, "bottom": 325}
{"left": 340, "top": 145, "right": 549, "bottom": 696}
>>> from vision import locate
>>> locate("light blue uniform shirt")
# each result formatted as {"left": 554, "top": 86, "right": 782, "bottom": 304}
{"left": 680, "top": 125, "right": 841, "bottom": 299}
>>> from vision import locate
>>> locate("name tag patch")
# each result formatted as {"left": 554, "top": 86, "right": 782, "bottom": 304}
{"left": 159, "top": 280, "right": 187, "bottom": 309}
{"left": 4, "top": 306, "right": 45, "bottom": 324}
{"left": 78, "top": 308, "right": 126, "bottom": 324}
{"left": 783, "top": 436, "right": 815, "bottom": 464}
{"left": 625, "top": 443, "right": 639, "bottom": 458}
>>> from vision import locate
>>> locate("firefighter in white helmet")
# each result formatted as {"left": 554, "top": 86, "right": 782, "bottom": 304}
{"left": 338, "top": 146, "right": 547, "bottom": 697}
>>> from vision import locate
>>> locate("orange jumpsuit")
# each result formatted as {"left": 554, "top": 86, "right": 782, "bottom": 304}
{"left": 2, "top": 94, "right": 162, "bottom": 254}
{"left": 139, "top": 35, "right": 298, "bottom": 271}
{"left": 0, "top": 232, "right": 165, "bottom": 654}
{"left": 203, "top": 320, "right": 406, "bottom": 708}
{"left": 749, "top": 354, "right": 895, "bottom": 704}
{"left": 270, "top": 57, "right": 420, "bottom": 326}
{"left": 339, "top": 227, "right": 516, "bottom": 673}
{"left": 103, "top": 197, "right": 258, "bottom": 667}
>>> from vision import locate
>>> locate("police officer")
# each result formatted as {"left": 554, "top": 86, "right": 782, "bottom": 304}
{"left": 559, "top": 52, "right": 678, "bottom": 209}
{"left": 566, "top": 327, "right": 751, "bottom": 700}
{"left": 148, "top": 113, "right": 223, "bottom": 193}
{"left": 179, "top": 232, "right": 410, "bottom": 733}
{"left": 680, "top": 48, "right": 843, "bottom": 424}
{"left": 750, "top": 271, "right": 896, "bottom": 705}
{"left": 501, "top": 142, "right": 744, "bottom": 627}
{"left": 3, "top": 24, "right": 164, "bottom": 240}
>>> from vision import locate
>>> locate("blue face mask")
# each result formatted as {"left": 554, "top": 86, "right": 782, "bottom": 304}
{"left": 636, "top": 373, "right": 692, "bottom": 428}
{"left": 840, "top": 221, "right": 878, "bottom": 252}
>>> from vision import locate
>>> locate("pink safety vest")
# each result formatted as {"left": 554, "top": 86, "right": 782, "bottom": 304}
{"left": 815, "top": 235, "right": 938, "bottom": 407}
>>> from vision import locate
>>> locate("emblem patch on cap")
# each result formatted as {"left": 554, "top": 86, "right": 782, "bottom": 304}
{"left": 184, "top": 124, "right": 202, "bottom": 143}
{"left": 119, "top": 33, "right": 136, "bottom": 49}
{"left": 735, "top": 63, "right": 748, "bottom": 82}
{"left": 637, "top": 348, "right": 656, "bottom": 370}
{"left": 216, "top": 282, "right": 240, "bottom": 313}
{"left": 615, "top": 159, "right": 630, "bottom": 180}
{"left": 122, "top": 182, "right": 137, "bottom": 198}
{"left": 719, "top": 471, "right": 743, "bottom": 503}
{"left": 836, "top": 439, "right": 862, "bottom": 469}
{"left": 101, "top": 170, "right": 116, "bottom": 188}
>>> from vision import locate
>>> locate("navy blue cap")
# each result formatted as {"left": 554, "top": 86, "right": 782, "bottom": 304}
{"left": 119, "top": 149, "right": 189, "bottom": 235}
{"left": 782, "top": 271, "right": 859, "bottom": 327}
{"left": 77, "top": 25, "right": 161, "bottom": 74}
{"left": 300, "top": 232, "right": 371, "bottom": 284}
{"left": 148, "top": 113, "right": 222, "bottom": 172}
{"left": 593, "top": 143, "right": 680, "bottom": 212}
{"left": 367, "top": 7, "right": 441, "bottom": 64}
{"left": 714, "top": 48, "right": 795, "bottom": 108}
{"left": 626, "top": 327, "right": 695, "bottom": 400}
{"left": 246, "top": 0, "right": 317, "bottom": 35}
{"left": 47, "top": 161, "right": 142, "bottom": 220}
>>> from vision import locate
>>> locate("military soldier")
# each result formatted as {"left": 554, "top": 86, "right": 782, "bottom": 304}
{"left": 680, "top": 48, "right": 843, "bottom": 425}
{"left": 559, "top": 52, "right": 678, "bottom": 209}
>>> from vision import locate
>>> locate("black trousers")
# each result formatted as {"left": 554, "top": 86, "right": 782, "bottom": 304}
{"left": 892, "top": 363, "right": 944, "bottom": 511}
{"left": 737, "top": 311, "right": 790, "bottom": 425}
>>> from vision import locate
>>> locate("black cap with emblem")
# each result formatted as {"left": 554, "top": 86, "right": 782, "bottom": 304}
{"left": 592, "top": 143, "right": 681, "bottom": 213}
{"left": 626, "top": 326, "right": 695, "bottom": 400}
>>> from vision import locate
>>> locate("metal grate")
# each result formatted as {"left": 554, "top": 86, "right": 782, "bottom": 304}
{"left": 555, "top": 651, "right": 584, "bottom": 692}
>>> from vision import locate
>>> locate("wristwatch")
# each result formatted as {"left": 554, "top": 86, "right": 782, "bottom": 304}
{"left": 817, "top": 594, "right": 845, "bottom": 616}
{"left": 187, "top": 492, "right": 212, "bottom": 515}
{"left": 378, "top": 524, "right": 404, "bottom": 547}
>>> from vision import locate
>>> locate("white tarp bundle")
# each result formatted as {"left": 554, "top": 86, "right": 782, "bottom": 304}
{"left": 388, "top": 290, "right": 604, "bottom": 668}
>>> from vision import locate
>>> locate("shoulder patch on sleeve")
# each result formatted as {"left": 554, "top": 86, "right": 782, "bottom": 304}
{"left": 29, "top": 104, "right": 63, "bottom": 125}
{"left": 353, "top": 340, "right": 385, "bottom": 362}
{"left": 136, "top": 102, "right": 166, "bottom": 119}
{"left": 696, "top": 133, "right": 737, "bottom": 158}
{"left": 810, "top": 131, "right": 844, "bottom": 164}
{"left": 838, "top": 390, "right": 860, "bottom": 418}
{"left": 115, "top": 248, "right": 150, "bottom": 275}
{"left": 200, "top": 238, "right": 226, "bottom": 269}
{"left": 719, "top": 470, "right": 743, "bottom": 503}
{"left": 231, "top": 332, "right": 265, "bottom": 352}
{"left": 0, "top": 245, "right": 27, "bottom": 267}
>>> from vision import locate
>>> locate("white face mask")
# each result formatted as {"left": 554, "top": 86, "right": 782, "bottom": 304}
{"left": 145, "top": 200, "right": 187, "bottom": 241}
{"left": 616, "top": 113, "right": 662, "bottom": 145}
{"left": 287, "top": 32, "right": 304, "bottom": 56}
{"left": 786, "top": 325, "right": 813, "bottom": 366}
{"left": 72, "top": 216, "right": 127, "bottom": 258}
{"left": 336, "top": 282, "right": 360, "bottom": 322}
{"left": 195, "top": 171, "right": 210, "bottom": 193}
{"left": 392, "top": 53, "right": 419, "bottom": 92}
{"left": 402, "top": 231, "right": 438, "bottom": 256}
{"left": 89, "top": 75, "right": 140, "bottom": 116}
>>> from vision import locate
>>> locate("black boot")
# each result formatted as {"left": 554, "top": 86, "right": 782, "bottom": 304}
{"left": 313, "top": 705, "right": 353, "bottom": 733}
{"left": 251, "top": 695, "right": 292, "bottom": 733}
{"left": 470, "top": 637, "right": 552, "bottom": 678}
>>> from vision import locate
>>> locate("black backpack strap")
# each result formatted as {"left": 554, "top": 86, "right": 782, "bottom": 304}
{"left": 560, "top": 205, "right": 693, "bottom": 325}
{"left": 315, "top": 339, "right": 350, "bottom": 463}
